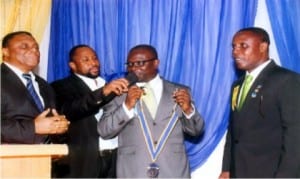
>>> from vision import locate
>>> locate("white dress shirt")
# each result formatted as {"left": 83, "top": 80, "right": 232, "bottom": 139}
{"left": 75, "top": 74, "right": 118, "bottom": 151}
{"left": 123, "top": 74, "right": 195, "bottom": 118}
{"left": 4, "top": 62, "right": 45, "bottom": 107}
{"left": 238, "top": 59, "right": 272, "bottom": 103}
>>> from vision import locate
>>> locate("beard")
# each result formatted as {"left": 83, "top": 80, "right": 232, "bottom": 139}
{"left": 86, "top": 71, "right": 99, "bottom": 79}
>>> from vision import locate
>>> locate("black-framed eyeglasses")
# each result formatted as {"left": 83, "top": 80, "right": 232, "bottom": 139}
{"left": 125, "top": 58, "right": 156, "bottom": 67}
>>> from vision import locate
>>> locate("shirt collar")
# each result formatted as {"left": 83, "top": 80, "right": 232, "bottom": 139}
{"left": 136, "top": 74, "right": 161, "bottom": 88}
{"left": 4, "top": 62, "right": 35, "bottom": 84}
{"left": 247, "top": 59, "right": 272, "bottom": 79}
{"left": 75, "top": 73, "right": 106, "bottom": 89}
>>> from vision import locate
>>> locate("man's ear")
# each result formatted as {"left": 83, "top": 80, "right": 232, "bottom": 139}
{"left": 2, "top": 48, "right": 9, "bottom": 58}
{"left": 69, "top": 61, "right": 76, "bottom": 72}
{"left": 260, "top": 42, "right": 268, "bottom": 53}
{"left": 154, "top": 58, "right": 160, "bottom": 68}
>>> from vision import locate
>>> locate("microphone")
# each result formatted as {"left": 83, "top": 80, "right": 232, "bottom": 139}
{"left": 103, "top": 72, "right": 139, "bottom": 102}
{"left": 125, "top": 72, "right": 139, "bottom": 87}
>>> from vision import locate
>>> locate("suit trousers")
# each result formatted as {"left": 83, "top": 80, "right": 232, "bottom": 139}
{"left": 98, "top": 149, "right": 117, "bottom": 178}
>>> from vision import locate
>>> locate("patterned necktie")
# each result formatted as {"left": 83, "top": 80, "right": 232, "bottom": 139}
{"left": 22, "top": 74, "right": 44, "bottom": 112}
{"left": 142, "top": 83, "right": 157, "bottom": 118}
{"left": 238, "top": 74, "right": 253, "bottom": 110}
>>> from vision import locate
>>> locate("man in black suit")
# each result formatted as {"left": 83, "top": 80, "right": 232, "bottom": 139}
{"left": 51, "top": 44, "right": 128, "bottom": 178}
{"left": 1, "top": 31, "right": 69, "bottom": 144}
{"left": 220, "top": 27, "right": 300, "bottom": 178}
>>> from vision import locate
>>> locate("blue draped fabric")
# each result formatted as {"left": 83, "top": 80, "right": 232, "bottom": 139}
{"left": 266, "top": 0, "right": 300, "bottom": 73}
{"left": 48, "top": 0, "right": 257, "bottom": 171}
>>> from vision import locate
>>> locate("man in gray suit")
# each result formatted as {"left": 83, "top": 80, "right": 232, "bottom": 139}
{"left": 98, "top": 44, "right": 204, "bottom": 178}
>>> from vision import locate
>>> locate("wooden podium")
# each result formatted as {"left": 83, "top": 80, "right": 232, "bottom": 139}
{"left": 0, "top": 144, "right": 68, "bottom": 178}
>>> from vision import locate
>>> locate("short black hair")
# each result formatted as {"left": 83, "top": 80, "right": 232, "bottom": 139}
{"left": 69, "top": 44, "right": 93, "bottom": 62}
{"left": 2, "top": 31, "right": 33, "bottom": 48}
{"left": 237, "top": 27, "right": 270, "bottom": 45}
{"left": 128, "top": 44, "right": 158, "bottom": 59}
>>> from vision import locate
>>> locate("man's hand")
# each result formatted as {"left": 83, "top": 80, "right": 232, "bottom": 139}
{"left": 34, "top": 108, "right": 70, "bottom": 134}
{"left": 125, "top": 86, "right": 144, "bottom": 110}
{"left": 102, "top": 78, "right": 129, "bottom": 96}
{"left": 173, "top": 88, "right": 193, "bottom": 115}
{"left": 219, "top": 171, "right": 230, "bottom": 179}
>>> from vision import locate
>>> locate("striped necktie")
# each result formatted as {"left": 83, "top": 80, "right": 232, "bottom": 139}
{"left": 23, "top": 74, "right": 50, "bottom": 143}
{"left": 22, "top": 74, "right": 44, "bottom": 112}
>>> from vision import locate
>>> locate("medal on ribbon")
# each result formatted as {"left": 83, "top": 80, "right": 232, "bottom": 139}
{"left": 147, "top": 163, "right": 159, "bottom": 178}
{"left": 135, "top": 101, "right": 178, "bottom": 178}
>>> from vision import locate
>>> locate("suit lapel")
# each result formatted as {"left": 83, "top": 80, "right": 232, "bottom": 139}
{"left": 155, "top": 80, "right": 176, "bottom": 120}
{"left": 240, "top": 61, "right": 277, "bottom": 110}
{"left": 2, "top": 64, "right": 42, "bottom": 111}
{"left": 231, "top": 79, "right": 244, "bottom": 111}
{"left": 35, "top": 76, "right": 50, "bottom": 109}
{"left": 71, "top": 74, "right": 93, "bottom": 92}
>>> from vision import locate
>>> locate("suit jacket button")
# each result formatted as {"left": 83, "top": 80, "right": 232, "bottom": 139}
{"left": 154, "top": 141, "right": 158, "bottom": 145}
{"left": 234, "top": 140, "right": 239, "bottom": 144}
{"left": 153, "top": 122, "right": 156, "bottom": 126}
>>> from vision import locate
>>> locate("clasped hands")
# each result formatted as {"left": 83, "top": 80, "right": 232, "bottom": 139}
{"left": 35, "top": 108, "right": 70, "bottom": 134}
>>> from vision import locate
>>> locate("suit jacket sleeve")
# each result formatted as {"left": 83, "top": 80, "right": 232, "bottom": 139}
{"left": 221, "top": 82, "right": 237, "bottom": 172}
{"left": 179, "top": 104, "right": 204, "bottom": 137}
{"left": 222, "top": 124, "right": 231, "bottom": 172}
{"left": 51, "top": 77, "right": 107, "bottom": 121}
{"left": 275, "top": 73, "right": 300, "bottom": 177}
{"left": 176, "top": 84, "right": 204, "bottom": 137}
{"left": 1, "top": 65, "right": 54, "bottom": 143}
{"left": 97, "top": 96, "right": 131, "bottom": 139}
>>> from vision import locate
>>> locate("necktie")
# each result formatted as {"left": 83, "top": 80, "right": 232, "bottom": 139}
{"left": 238, "top": 74, "right": 253, "bottom": 110}
{"left": 142, "top": 83, "right": 157, "bottom": 118}
{"left": 22, "top": 74, "right": 44, "bottom": 112}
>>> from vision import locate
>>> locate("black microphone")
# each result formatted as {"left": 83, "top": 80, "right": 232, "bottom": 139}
{"left": 125, "top": 72, "right": 139, "bottom": 87}
{"left": 103, "top": 72, "right": 139, "bottom": 102}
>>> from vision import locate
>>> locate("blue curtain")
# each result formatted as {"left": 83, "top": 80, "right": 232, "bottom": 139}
{"left": 48, "top": 0, "right": 257, "bottom": 171}
{"left": 266, "top": 0, "right": 300, "bottom": 73}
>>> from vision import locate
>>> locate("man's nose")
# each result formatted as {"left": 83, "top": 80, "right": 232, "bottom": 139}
{"left": 90, "top": 59, "right": 99, "bottom": 65}
{"left": 232, "top": 47, "right": 240, "bottom": 55}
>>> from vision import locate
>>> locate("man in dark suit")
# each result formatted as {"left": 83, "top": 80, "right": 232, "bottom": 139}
{"left": 220, "top": 27, "right": 300, "bottom": 178}
{"left": 51, "top": 44, "right": 129, "bottom": 178}
{"left": 1, "top": 31, "right": 69, "bottom": 144}
{"left": 98, "top": 44, "right": 204, "bottom": 178}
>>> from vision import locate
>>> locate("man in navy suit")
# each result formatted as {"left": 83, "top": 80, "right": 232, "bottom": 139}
{"left": 1, "top": 31, "right": 69, "bottom": 144}
{"left": 220, "top": 27, "right": 300, "bottom": 178}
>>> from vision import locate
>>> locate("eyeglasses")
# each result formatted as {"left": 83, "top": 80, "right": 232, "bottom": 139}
{"left": 125, "top": 58, "right": 156, "bottom": 67}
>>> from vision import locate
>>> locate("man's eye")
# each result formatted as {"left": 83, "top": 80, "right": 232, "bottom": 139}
{"left": 33, "top": 45, "right": 39, "bottom": 51}
{"left": 137, "top": 61, "right": 144, "bottom": 66}
{"left": 241, "top": 43, "right": 248, "bottom": 48}
{"left": 81, "top": 58, "right": 89, "bottom": 62}
{"left": 20, "top": 44, "right": 28, "bottom": 49}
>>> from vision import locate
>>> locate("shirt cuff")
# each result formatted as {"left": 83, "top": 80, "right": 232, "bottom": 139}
{"left": 183, "top": 104, "right": 195, "bottom": 119}
{"left": 122, "top": 102, "right": 135, "bottom": 118}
